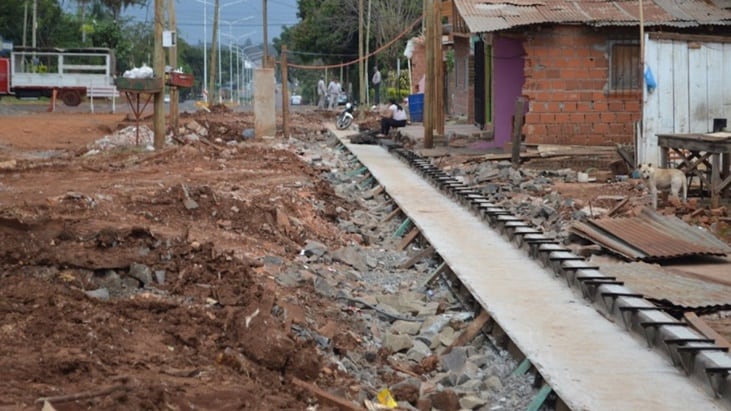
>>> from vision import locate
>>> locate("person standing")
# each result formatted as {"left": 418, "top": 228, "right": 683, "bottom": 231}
{"left": 327, "top": 79, "right": 339, "bottom": 110}
{"left": 371, "top": 66, "right": 381, "bottom": 105}
{"left": 316, "top": 75, "right": 326, "bottom": 109}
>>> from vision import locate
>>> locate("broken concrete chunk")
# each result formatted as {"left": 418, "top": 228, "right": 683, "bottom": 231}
{"left": 390, "top": 320, "right": 422, "bottom": 336}
{"left": 330, "top": 245, "right": 367, "bottom": 271}
{"left": 153, "top": 270, "right": 166, "bottom": 285}
{"left": 85, "top": 287, "right": 110, "bottom": 301}
{"left": 382, "top": 332, "right": 413, "bottom": 353}
{"left": 303, "top": 240, "right": 328, "bottom": 257}
{"left": 128, "top": 263, "right": 153, "bottom": 286}
{"left": 459, "top": 395, "right": 488, "bottom": 410}
{"left": 406, "top": 339, "right": 432, "bottom": 362}
{"left": 440, "top": 346, "right": 468, "bottom": 373}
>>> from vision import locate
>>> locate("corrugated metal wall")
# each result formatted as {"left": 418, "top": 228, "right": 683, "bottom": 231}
{"left": 639, "top": 34, "right": 731, "bottom": 164}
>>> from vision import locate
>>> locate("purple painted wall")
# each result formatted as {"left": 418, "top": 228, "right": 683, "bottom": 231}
{"left": 491, "top": 36, "right": 526, "bottom": 149}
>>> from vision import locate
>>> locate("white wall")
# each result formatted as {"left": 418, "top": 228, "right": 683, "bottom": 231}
{"left": 639, "top": 35, "right": 731, "bottom": 165}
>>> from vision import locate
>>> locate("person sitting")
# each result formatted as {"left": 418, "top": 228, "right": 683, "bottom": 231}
{"left": 379, "top": 98, "right": 408, "bottom": 137}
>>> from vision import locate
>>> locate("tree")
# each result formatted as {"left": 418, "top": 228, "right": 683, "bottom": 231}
{"left": 0, "top": 0, "right": 81, "bottom": 47}
{"left": 97, "top": 0, "right": 146, "bottom": 21}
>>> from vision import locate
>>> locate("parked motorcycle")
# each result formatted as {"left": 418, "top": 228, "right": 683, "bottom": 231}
{"left": 336, "top": 102, "right": 356, "bottom": 130}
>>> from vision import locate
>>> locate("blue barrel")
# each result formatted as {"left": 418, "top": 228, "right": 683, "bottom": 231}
{"left": 408, "top": 93, "right": 424, "bottom": 122}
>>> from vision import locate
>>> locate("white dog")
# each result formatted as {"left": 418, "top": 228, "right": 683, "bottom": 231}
{"left": 638, "top": 163, "right": 687, "bottom": 208}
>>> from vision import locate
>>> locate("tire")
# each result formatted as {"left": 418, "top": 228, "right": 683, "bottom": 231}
{"left": 60, "top": 90, "right": 82, "bottom": 107}
{"left": 336, "top": 115, "right": 352, "bottom": 130}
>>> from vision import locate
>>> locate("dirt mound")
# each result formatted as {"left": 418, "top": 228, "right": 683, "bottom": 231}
{"left": 0, "top": 116, "right": 355, "bottom": 409}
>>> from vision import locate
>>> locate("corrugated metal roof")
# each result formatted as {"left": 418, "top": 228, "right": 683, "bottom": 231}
{"left": 600, "top": 262, "right": 731, "bottom": 308}
{"left": 454, "top": 0, "right": 731, "bottom": 33}
{"left": 569, "top": 207, "right": 731, "bottom": 261}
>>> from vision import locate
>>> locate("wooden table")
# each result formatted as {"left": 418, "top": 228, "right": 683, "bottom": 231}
{"left": 656, "top": 133, "right": 731, "bottom": 208}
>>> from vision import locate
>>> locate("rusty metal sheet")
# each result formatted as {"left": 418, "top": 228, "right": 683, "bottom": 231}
{"left": 600, "top": 262, "right": 731, "bottom": 308}
{"left": 569, "top": 207, "right": 731, "bottom": 261}
{"left": 453, "top": 0, "right": 731, "bottom": 33}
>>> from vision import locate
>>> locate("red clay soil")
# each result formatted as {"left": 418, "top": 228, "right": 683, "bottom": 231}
{"left": 0, "top": 107, "right": 361, "bottom": 411}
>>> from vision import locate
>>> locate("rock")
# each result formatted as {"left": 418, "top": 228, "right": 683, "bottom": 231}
{"left": 440, "top": 346, "right": 468, "bottom": 372}
{"left": 460, "top": 395, "right": 488, "bottom": 410}
{"left": 406, "top": 340, "right": 432, "bottom": 362}
{"left": 93, "top": 270, "right": 122, "bottom": 290}
{"left": 390, "top": 380, "right": 420, "bottom": 404}
{"left": 383, "top": 332, "right": 413, "bottom": 353}
{"left": 242, "top": 128, "right": 255, "bottom": 139}
{"left": 128, "top": 263, "right": 153, "bottom": 286}
{"left": 430, "top": 389, "right": 460, "bottom": 411}
{"left": 438, "top": 326, "right": 457, "bottom": 347}
{"left": 303, "top": 240, "right": 328, "bottom": 257}
{"left": 331, "top": 245, "right": 367, "bottom": 271}
{"left": 154, "top": 270, "right": 166, "bottom": 285}
{"left": 485, "top": 375, "right": 503, "bottom": 391}
{"left": 390, "top": 320, "right": 422, "bottom": 335}
{"left": 85, "top": 288, "right": 110, "bottom": 301}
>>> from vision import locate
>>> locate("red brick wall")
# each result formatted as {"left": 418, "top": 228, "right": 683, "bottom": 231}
{"left": 522, "top": 26, "right": 640, "bottom": 146}
{"left": 410, "top": 37, "right": 427, "bottom": 94}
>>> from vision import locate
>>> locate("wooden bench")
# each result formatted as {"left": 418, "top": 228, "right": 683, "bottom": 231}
{"left": 87, "top": 85, "right": 120, "bottom": 113}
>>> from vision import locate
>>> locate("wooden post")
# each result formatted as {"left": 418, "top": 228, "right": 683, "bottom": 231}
{"left": 435, "top": 0, "right": 444, "bottom": 136}
{"left": 511, "top": 97, "right": 527, "bottom": 169}
{"left": 281, "top": 45, "right": 290, "bottom": 138}
{"left": 358, "top": 0, "right": 365, "bottom": 119}
{"left": 167, "top": 0, "right": 179, "bottom": 135}
{"left": 153, "top": 0, "right": 165, "bottom": 150}
{"left": 424, "top": 0, "right": 435, "bottom": 148}
{"left": 208, "top": 0, "right": 219, "bottom": 106}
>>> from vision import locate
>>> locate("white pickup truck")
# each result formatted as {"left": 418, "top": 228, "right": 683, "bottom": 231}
{"left": 0, "top": 47, "right": 116, "bottom": 106}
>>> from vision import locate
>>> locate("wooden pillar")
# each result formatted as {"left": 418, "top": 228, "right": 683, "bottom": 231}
{"left": 281, "top": 45, "right": 290, "bottom": 138}
{"left": 435, "top": 1, "right": 444, "bottom": 136}
{"left": 153, "top": 0, "right": 165, "bottom": 150}
{"left": 208, "top": 0, "right": 219, "bottom": 106}
{"left": 424, "top": 0, "right": 435, "bottom": 148}
{"left": 167, "top": 0, "right": 178, "bottom": 135}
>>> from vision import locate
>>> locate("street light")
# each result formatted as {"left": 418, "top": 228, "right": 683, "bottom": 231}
{"left": 223, "top": 31, "right": 254, "bottom": 103}
{"left": 215, "top": 2, "right": 248, "bottom": 102}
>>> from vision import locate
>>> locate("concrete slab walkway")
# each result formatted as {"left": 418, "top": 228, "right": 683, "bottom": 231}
{"left": 331, "top": 128, "right": 727, "bottom": 411}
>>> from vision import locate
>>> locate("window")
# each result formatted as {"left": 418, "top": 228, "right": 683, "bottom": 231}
{"left": 609, "top": 41, "right": 640, "bottom": 91}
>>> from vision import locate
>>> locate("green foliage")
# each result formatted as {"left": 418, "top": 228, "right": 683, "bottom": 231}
{"left": 0, "top": 0, "right": 80, "bottom": 47}
{"left": 445, "top": 49, "right": 455, "bottom": 73}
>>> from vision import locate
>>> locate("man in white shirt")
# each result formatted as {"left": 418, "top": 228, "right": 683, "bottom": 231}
{"left": 379, "top": 98, "right": 407, "bottom": 136}
{"left": 327, "top": 79, "right": 339, "bottom": 110}
{"left": 316, "top": 75, "right": 326, "bottom": 109}
{"left": 371, "top": 66, "right": 382, "bottom": 105}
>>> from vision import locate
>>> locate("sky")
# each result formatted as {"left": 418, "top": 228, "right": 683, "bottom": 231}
{"left": 124, "top": 0, "right": 300, "bottom": 47}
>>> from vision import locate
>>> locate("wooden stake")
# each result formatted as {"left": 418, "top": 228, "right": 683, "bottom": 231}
{"left": 441, "top": 310, "right": 491, "bottom": 355}
{"left": 291, "top": 377, "right": 367, "bottom": 411}
{"left": 399, "top": 245, "right": 435, "bottom": 269}
{"left": 397, "top": 227, "right": 420, "bottom": 250}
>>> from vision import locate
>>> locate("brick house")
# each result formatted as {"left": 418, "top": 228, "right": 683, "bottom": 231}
{"left": 446, "top": 0, "right": 731, "bottom": 160}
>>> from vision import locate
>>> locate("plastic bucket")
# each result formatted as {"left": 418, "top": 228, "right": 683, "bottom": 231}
{"left": 408, "top": 93, "right": 424, "bottom": 123}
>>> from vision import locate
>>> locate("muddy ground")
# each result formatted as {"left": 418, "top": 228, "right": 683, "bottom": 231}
{"left": 0, "top": 101, "right": 729, "bottom": 410}
{"left": 0, "top": 105, "right": 366, "bottom": 410}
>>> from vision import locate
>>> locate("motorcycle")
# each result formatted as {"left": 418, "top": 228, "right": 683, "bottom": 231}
{"left": 336, "top": 101, "right": 356, "bottom": 130}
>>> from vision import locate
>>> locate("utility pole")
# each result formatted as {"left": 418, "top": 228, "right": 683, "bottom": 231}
{"left": 208, "top": 0, "right": 220, "bottom": 105}
{"left": 168, "top": 0, "right": 179, "bottom": 134}
{"left": 32, "top": 0, "right": 37, "bottom": 48}
{"left": 424, "top": 0, "right": 434, "bottom": 148}
{"left": 364, "top": 0, "right": 371, "bottom": 106}
{"left": 282, "top": 45, "right": 289, "bottom": 138}
{"left": 154, "top": 0, "right": 165, "bottom": 149}
{"left": 358, "top": 0, "right": 365, "bottom": 115}
{"left": 22, "top": 1, "right": 28, "bottom": 47}
{"left": 262, "top": 0, "right": 268, "bottom": 68}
